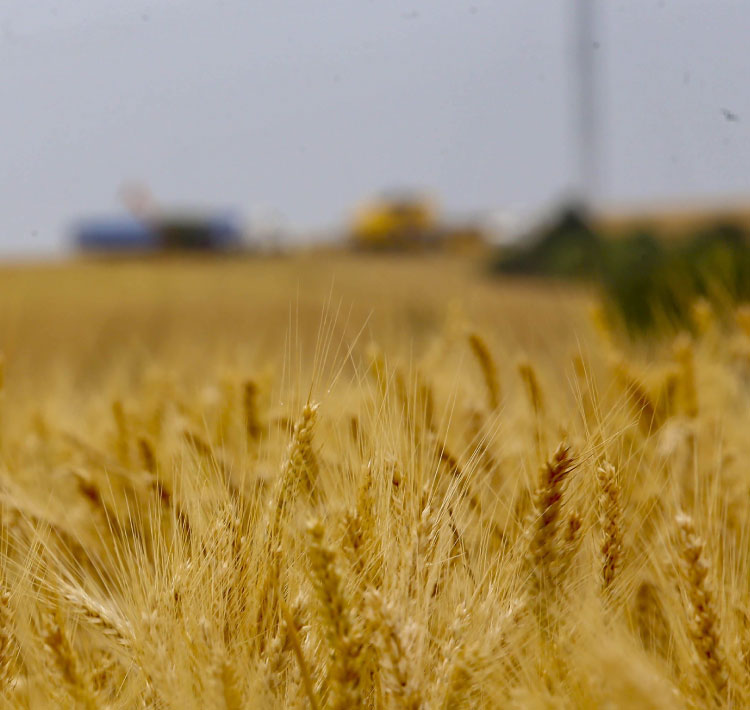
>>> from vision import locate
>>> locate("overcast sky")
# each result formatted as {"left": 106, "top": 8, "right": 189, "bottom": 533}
{"left": 1, "top": 1, "right": 749, "bottom": 254}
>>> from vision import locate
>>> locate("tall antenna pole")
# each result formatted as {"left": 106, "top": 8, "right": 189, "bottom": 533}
{"left": 573, "top": 0, "right": 599, "bottom": 207}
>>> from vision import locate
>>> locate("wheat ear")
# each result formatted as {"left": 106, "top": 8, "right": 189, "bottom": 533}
{"left": 675, "top": 512, "right": 727, "bottom": 698}
{"left": 307, "top": 519, "right": 363, "bottom": 710}
{"left": 468, "top": 332, "right": 501, "bottom": 411}
{"left": 526, "top": 444, "right": 575, "bottom": 620}
{"left": 597, "top": 462, "right": 623, "bottom": 593}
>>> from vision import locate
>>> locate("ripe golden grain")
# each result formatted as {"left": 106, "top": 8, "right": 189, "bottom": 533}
{"left": 597, "top": 462, "right": 623, "bottom": 592}
{"left": 675, "top": 512, "right": 727, "bottom": 698}
{"left": 0, "top": 256, "right": 747, "bottom": 708}
{"left": 468, "top": 332, "right": 501, "bottom": 411}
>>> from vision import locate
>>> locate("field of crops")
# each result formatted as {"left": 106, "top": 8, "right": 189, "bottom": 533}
{"left": 1, "top": 252, "right": 749, "bottom": 708}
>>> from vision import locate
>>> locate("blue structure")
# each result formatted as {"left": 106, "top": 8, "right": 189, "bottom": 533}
{"left": 74, "top": 215, "right": 158, "bottom": 252}
{"left": 73, "top": 212, "right": 244, "bottom": 253}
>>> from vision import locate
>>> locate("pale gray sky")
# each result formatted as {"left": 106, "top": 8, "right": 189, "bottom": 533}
{"left": 1, "top": 1, "right": 749, "bottom": 254}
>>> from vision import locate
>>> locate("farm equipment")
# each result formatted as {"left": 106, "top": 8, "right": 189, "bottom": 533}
{"left": 349, "top": 192, "right": 486, "bottom": 252}
{"left": 349, "top": 193, "right": 441, "bottom": 250}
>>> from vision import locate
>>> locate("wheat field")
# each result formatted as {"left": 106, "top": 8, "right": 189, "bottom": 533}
{"left": 0, "top": 252, "right": 748, "bottom": 708}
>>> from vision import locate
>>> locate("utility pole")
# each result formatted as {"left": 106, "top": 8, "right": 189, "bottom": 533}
{"left": 573, "top": 0, "right": 599, "bottom": 207}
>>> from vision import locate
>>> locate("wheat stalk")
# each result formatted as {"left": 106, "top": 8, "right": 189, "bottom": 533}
{"left": 526, "top": 443, "right": 576, "bottom": 622}
{"left": 243, "top": 379, "right": 262, "bottom": 442}
{"left": 468, "top": 332, "right": 501, "bottom": 411}
{"left": 60, "top": 583, "right": 134, "bottom": 650}
{"left": 41, "top": 603, "right": 98, "bottom": 710}
{"left": 675, "top": 512, "right": 727, "bottom": 698}
{"left": 597, "top": 462, "right": 623, "bottom": 593}
{"left": 364, "top": 589, "right": 424, "bottom": 710}
{"left": 307, "top": 519, "right": 363, "bottom": 710}
{"left": 271, "top": 403, "right": 319, "bottom": 537}
{"left": 0, "top": 585, "right": 16, "bottom": 692}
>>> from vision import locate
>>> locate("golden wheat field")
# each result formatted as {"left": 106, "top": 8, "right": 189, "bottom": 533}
{"left": 1, "top": 251, "right": 749, "bottom": 709}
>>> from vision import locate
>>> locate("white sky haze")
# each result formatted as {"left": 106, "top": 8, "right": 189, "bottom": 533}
{"left": 1, "top": 1, "right": 749, "bottom": 254}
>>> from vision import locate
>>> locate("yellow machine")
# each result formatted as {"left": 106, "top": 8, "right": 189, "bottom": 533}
{"left": 350, "top": 194, "right": 440, "bottom": 250}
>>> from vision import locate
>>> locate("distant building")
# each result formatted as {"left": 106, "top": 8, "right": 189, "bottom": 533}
{"left": 72, "top": 211, "right": 245, "bottom": 253}
{"left": 75, "top": 215, "right": 157, "bottom": 252}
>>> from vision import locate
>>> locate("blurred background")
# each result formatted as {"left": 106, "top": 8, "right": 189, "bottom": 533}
{"left": 5, "top": 1, "right": 750, "bottom": 336}
{"left": 2, "top": 0, "right": 749, "bottom": 257}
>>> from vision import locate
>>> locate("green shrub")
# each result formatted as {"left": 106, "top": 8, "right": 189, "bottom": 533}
{"left": 492, "top": 209, "right": 750, "bottom": 335}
